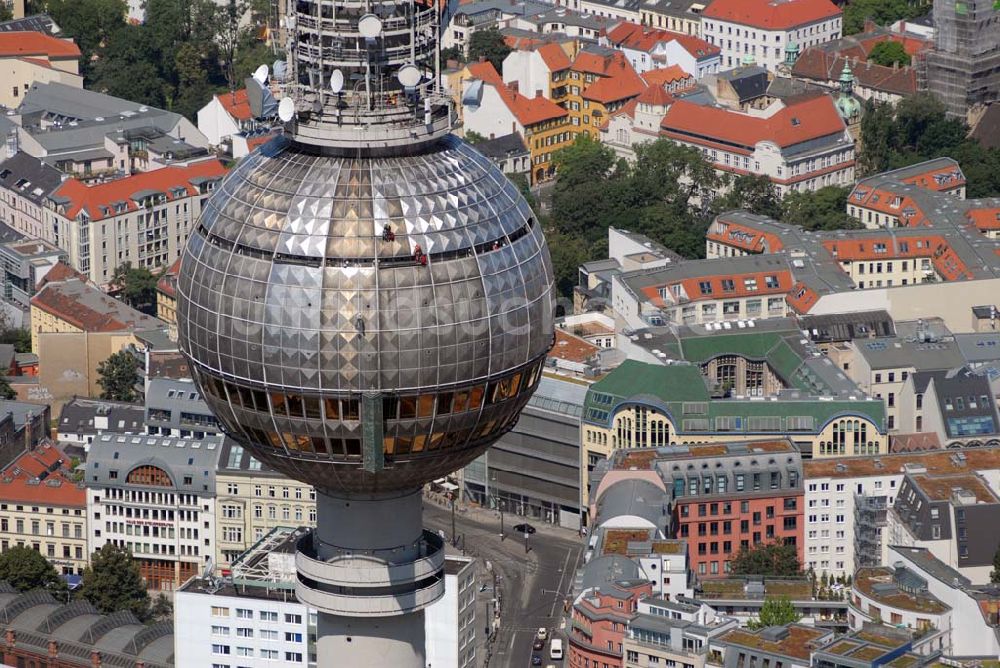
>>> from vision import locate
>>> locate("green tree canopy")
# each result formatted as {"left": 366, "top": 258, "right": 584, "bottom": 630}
{"left": 46, "top": 0, "right": 128, "bottom": 80}
{"left": 715, "top": 174, "right": 782, "bottom": 220}
{"left": 96, "top": 351, "right": 139, "bottom": 403}
{"left": 730, "top": 541, "right": 801, "bottom": 577}
{"left": 868, "top": 41, "right": 911, "bottom": 67}
{"left": 0, "top": 546, "right": 68, "bottom": 594}
{"left": 468, "top": 27, "right": 511, "bottom": 73}
{"left": 80, "top": 544, "right": 150, "bottom": 619}
{"left": 991, "top": 545, "right": 1000, "bottom": 583}
{"left": 780, "top": 186, "right": 861, "bottom": 231}
{"left": 842, "top": 0, "right": 930, "bottom": 35}
{"left": 112, "top": 262, "right": 159, "bottom": 311}
{"left": 0, "top": 327, "right": 31, "bottom": 354}
{"left": 747, "top": 597, "right": 801, "bottom": 629}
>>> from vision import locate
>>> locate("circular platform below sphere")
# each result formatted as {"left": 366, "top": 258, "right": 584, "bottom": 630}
{"left": 177, "top": 134, "right": 555, "bottom": 494}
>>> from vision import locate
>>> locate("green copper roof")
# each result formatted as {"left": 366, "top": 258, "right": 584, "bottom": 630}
{"left": 582, "top": 360, "right": 886, "bottom": 433}
{"left": 678, "top": 330, "right": 789, "bottom": 364}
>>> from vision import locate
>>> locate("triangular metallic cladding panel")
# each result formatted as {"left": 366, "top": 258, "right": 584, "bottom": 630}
{"left": 177, "top": 135, "right": 556, "bottom": 493}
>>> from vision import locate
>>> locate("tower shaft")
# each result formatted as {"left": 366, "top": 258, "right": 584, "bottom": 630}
{"left": 294, "top": 490, "right": 444, "bottom": 667}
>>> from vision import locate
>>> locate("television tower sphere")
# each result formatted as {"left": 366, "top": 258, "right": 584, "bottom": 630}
{"left": 176, "top": 135, "right": 555, "bottom": 494}
{"left": 176, "top": 0, "right": 554, "bottom": 663}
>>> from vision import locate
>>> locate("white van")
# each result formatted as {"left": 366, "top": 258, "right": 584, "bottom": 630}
{"left": 550, "top": 638, "right": 563, "bottom": 660}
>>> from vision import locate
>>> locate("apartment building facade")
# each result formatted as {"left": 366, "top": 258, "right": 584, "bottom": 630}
{"left": 47, "top": 159, "right": 226, "bottom": 285}
{"left": 0, "top": 441, "right": 87, "bottom": 575}
{"left": 214, "top": 440, "right": 316, "bottom": 567}
{"left": 85, "top": 432, "right": 223, "bottom": 590}
{"left": 701, "top": 0, "right": 842, "bottom": 71}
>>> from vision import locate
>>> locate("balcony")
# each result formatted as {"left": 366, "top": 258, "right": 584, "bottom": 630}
{"left": 295, "top": 529, "right": 444, "bottom": 588}
{"left": 295, "top": 572, "right": 444, "bottom": 617}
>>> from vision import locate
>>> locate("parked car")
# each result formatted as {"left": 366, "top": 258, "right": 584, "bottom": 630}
{"left": 515, "top": 523, "right": 537, "bottom": 534}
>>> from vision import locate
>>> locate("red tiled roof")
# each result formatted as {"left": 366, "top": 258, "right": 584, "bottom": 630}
{"left": 504, "top": 34, "right": 546, "bottom": 50}
{"left": 786, "top": 282, "right": 820, "bottom": 314}
{"left": 898, "top": 164, "right": 965, "bottom": 192}
{"left": 537, "top": 42, "right": 572, "bottom": 71}
{"left": 635, "top": 85, "right": 674, "bottom": 106}
{"left": 847, "top": 186, "right": 930, "bottom": 226}
{"left": 550, "top": 329, "right": 600, "bottom": 364}
{"left": 707, "top": 221, "right": 786, "bottom": 254}
{"left": 968, "top": 207, "right": 1000, "bottom": 232}
{"left": 702, "top": 0, "right": 841, "bottom": 30}
{"left": 583, "top": 68, "right": 647, "bottom": 104}
{"left": 606, "top": 22, "right": 720, "bottom": 59}
{"left": 642, "top": 65, "right": 695, "bottom": 87}
{"left": 822, "top": 235, "right": 974, "bottom": 281}
{"left": 157, "top": 258, "right": 181, "bottom": 298}
{"left": 864, "top": 33, "right": 929, "bottom": 56}
{"left": 660, "top": 95, "right": 845, "bottom": 150}
{"left": 246, "top": 132, "right": 279, "bottom": 151}
{"left": 0, "top": 442, "right": 84, "bottom": 507}
{"left": 217, "top": 89, "right": 252, "bottom": 121}
{"left": 19, "top": 56, "right": 53, "bottom": 69}
{"left": 640, "top": 269, "right": 794, "bottom": 306}
{"left": 0, "top": 32, "right": 81, "bottom": 59}
{"left": 792, "top": 50, "right": 916, "bottom": 97}
{"left": 53, "top": 160, "right": 228, "bottom": 221}
{"left": 35, "top": 261, "right": 87, "bottom": 290}
{"left": 468, "top": 61, "right": 568, "bottom": 126}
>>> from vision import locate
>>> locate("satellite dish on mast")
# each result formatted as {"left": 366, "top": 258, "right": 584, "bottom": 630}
{"left": 358, "top": 14, "right": 383, "bottom": 38}
{"left": 397, "top": 64, "right": 421, "bottom": 88}
{"left": 278, "top": 97, "right": 295, "bottom": 122}
{"left": 252, "top": 64, "right": 269, "bottom": 85}
{"left": 330, "top": 69, "right": 345, "bottom": 94}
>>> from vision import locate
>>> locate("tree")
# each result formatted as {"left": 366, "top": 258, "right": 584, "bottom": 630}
{"left": 0, "top": 377, "right": 16, "bottom": 401}
{"left": 0, "top": 546, "right": 67, "bottom": 594}
{"left": 0, "top": 3, "right": 12, "bottom": 21}
{"left": 747, "top": 597, "right": 800, "bottom": 630}
{"left": 842, "top": 0, "right": 930, "bottom": 35}
{"left": 468, "top": 27, "right": 511, "bottom": 73}
{"left": 112, "top": 262, "right": 159, "bottom": 311}
{"left": 46, "top": 0, "right": 127, "bottom": 81}
{"left": 780, "top": 186, "right": 861, "bottom": 231}
{"left": 464, "top": 130, "right": 486, "bottom": 144}
{"left": 730, "top": 541, "right": 801, "bottom": 577}
{"left": 150, "top": 593, "right": 173, "bottom": 621}
{"left": 991, "top": 545, "right": 1000, "bottom": 583}
{"left": 93, "top": 25, "right": 167, "bottom": 107}
{"left": 96, "top": 351, "right": 139, "bottom": 402}
{"left": 715, "top": 174, "right": 782, "bottom": 219}
{"left": 0, "top": 327, "right": 32, "bottom": 354}
{"left": 441, "top": 45, "right": 465, "bottom": 64}
{"left": 868, "top": 41, "right": 911, "bottom": 68}
{"left": 80, "top": 544, "right": 150, "bottom": 619}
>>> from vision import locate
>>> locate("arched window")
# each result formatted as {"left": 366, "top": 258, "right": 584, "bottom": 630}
{"left": 127, "top": 465, "right": 172, "bottom": 487}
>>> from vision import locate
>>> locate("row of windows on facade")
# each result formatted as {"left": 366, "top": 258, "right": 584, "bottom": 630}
{"left": 102, "top": 519, "right": 204, "bottom": 540}
{"left": 0, "top": 518, "right": 83, "bottom": 538}
{"left": 98, "top": 500, "right": 202, "bottom": 521}
{"left": 0, "top": 539, "right": 84, "bottom": 561}
{"left": 672, "top": 470, "right": 799, "bottom": 497}
{"left": 211, "top": 626, "right": 303, "bottom": 641}
{"left": 211, "top": 646, "right": 302, "bottom": 661}
{"left": 220, "top": 504, "right": 316, "bottom": 523}
{"left": 703, "top": 20, "right": 840, "bottom": 39}
{"left": 680, "top": 498, "right": 798, "bottom": 517}
{"left": 102, "top": 537, "right": 202, "bottom": 557}
{"left": 223, "top": 483, "right": 316, "bottom": 500}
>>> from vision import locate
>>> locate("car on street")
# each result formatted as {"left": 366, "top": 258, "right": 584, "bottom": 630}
{"left": 515, "top": 523, "right": 537, "bottom": 534}
{"left": 536, "top": 627, "right": 548, "bottom": 641}
{"left": 531, "top": 655, "right": 543, "bottom": 666}
{"left": 533, "top": 638, "right": 545, "bottom": 651}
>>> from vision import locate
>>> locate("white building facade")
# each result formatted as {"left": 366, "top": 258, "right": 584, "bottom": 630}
{"left": 701, "top": 0, "right": 842, "bottom": 71}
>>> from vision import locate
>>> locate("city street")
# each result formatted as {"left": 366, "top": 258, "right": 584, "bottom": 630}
{"left": 424, "top": 497, "right": 584, "bottom": 667}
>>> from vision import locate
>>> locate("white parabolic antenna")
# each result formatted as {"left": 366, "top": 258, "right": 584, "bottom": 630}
{"left": 358, "top": 13, "right": 382, "bottom": 38}
{"left": 330, "top": 69, "right": 345, "bottom": 94}
{"left": 252, "top": 64, "right": 269, "bottom": 84}
{"left": 278, "top": 97, "right": 295, "bottom": 122}
{"left": 397, "top": 64, "right": 421, "bottom": 88}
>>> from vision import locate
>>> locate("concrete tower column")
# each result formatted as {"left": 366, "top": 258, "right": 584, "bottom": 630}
{"left": 295, "top": 489, "right": 444, "bottom": 668}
